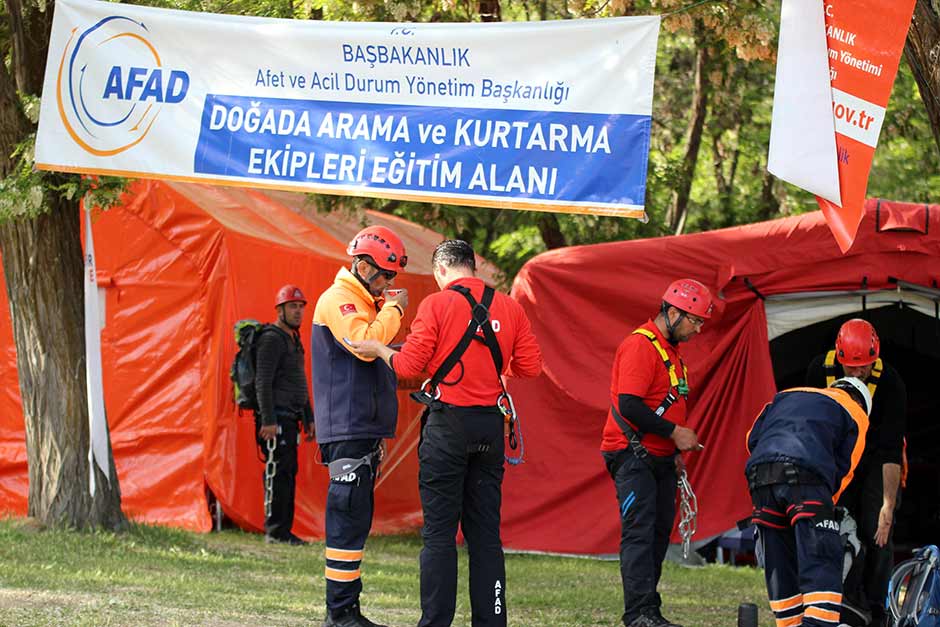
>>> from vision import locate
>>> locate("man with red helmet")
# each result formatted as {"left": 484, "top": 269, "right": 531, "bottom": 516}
{"left": 311, "top": 225, "right": 409, "bottom": 627}
{"left": 806, "top": 318, "right": 908, "bottom": 627}
{"left": 600, "top": 278, "right": 713, "bottom": 627}
{"left": 255, "top": 284, "right": 314, "bottom": 545}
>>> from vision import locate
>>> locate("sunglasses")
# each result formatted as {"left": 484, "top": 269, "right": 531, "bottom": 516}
{"left": 365, "top": 260, "right": 397, "bottom": 280}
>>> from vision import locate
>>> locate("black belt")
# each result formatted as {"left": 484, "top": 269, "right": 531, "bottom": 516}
{"left": 746, "top": 462, "right": 823, "bottom": 489}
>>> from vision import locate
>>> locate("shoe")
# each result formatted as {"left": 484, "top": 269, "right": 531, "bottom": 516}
{"left": 653, "top": 608, "right": 684, "bottom": 627}
{"left": 624, "top": 612, "right": 680, "bottom": 627}
{"left": 264, "top": 533, "right": 307, "bottom": 546}
{"left": 322, "top": 603, "right": 387, "bottom": 627}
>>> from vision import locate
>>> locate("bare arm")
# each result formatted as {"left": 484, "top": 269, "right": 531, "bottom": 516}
{"left": 874, "top": 463, "right": 901, "bottom": 547}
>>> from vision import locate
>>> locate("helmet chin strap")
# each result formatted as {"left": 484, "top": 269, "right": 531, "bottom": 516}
{"left": 351, "top": 261, "right": 384, "bottom": 296}
{"left": 278, "top": 307, "right": 301, "bottom": 331}
{"left": 661, "top": 303, "right": 686, "bottom": 345}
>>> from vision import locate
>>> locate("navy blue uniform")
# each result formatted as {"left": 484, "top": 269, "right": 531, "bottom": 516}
{"left": 312, "top": 268, "right": 403, "bottom": 617}
{"left": 745, "top": 388, "right": 868, "bottom": 627}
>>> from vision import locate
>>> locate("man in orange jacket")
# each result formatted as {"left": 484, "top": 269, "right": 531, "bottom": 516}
{"left": 349, "top": 239, "right": 542, "bottom": 627}
{"left": 311, "top": 225, "right": 409, "bottom": 627}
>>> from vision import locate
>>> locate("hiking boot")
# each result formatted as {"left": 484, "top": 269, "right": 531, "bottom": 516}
{"left": 322, "top": 603, "right": 387, "bottom": 627}
{"left": 653, "top": 609, "right": 684, "bottom": 627}
{"left": 264, "top": 533, "right": 307, "bottom": 546}
{"left": 624, "top": 611, "right": 680, "bottom": 627}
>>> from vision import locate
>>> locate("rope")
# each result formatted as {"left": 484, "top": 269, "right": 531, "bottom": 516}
{"left": 677, "top": 468, "right": 698, "bottom": 559}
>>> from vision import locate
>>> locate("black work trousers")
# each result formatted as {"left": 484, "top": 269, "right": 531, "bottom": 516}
{"left": 602, "top": 448, "right": 677, "bottom": 625}
{"left": 751, "top": 482, "right": 843, "bottom": 627}
{"left": 255, "top": 417, "right": 299, "bottom": 540}
{"left": 319, "top": 438, "right": 380, "bottom": 615}
{"left": 838, "top": 464, "right": 900, "bottom": 626}
{"left": 417, "top": 404, "right": 506, "bottom": 627}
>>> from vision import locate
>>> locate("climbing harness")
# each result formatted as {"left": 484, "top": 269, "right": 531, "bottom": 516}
{"left": 411, "top": 284, "right": 524, "bottom": 465}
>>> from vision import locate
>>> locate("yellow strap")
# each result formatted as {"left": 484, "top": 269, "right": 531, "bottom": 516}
{"left": 633, "top": 328, "right": 680, "bottom": 388}
{"left": 825, "top": 350, "right": 880, "bottom": 398}
{"left": 868, "top": 358, "right": 882, "bottom": 398}
{"left": 824, "top": 350, "right": 838, "bottom": 387}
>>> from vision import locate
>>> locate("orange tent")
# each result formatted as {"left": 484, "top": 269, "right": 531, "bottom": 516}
{"left": 0, "top": 179, "right": 495, "bottom": 535}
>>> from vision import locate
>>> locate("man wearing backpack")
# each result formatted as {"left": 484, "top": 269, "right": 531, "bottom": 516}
{"left": 312, "top": 225, "right": 409, "bottom": 627}
{"left": 348, "top": 239, "right": 542, "bottom": 627}
{"left": 255, "top": 284, "right": 314, "bottom": 546}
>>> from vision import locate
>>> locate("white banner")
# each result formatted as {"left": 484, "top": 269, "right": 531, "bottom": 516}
{"left": 83, "top": 208, "right": 110, "bottom": 496}
{"left": 36, "top": 0, "right": 661, "bottom": 218}
{"left": 768, "top": 0, "right": 841, "bottom": 206}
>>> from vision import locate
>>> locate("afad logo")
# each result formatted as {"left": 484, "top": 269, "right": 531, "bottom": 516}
{"left": 56, "top": 16, "right": 190, "bottom": 156}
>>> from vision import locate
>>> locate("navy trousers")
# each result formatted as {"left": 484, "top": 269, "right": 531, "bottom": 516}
{"left": 752, "top": 483, "right": 844, "bottom": 627}
{"left": 320, "top": 438, "right": 380, "bottom": 614}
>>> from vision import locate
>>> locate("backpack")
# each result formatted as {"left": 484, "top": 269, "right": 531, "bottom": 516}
{"left": 889, "top": 545, "right": 940, "bottom": 627}
{"left": 229, "top": 319, "right": 271, "bottom": 412}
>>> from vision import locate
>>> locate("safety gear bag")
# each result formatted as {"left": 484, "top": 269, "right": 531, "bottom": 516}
{"left": 230, "top": 319, "right": 273, "bottom": 411}
{"left": 888, "top": 544, "right": 940, "bottom": 627}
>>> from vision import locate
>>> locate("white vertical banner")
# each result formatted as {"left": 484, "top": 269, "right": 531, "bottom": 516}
{"left": 84, "top": 207, "right": 110, "bottom": 495}
{"left": 767, "top": 0, "right": 841, "bottom": 206}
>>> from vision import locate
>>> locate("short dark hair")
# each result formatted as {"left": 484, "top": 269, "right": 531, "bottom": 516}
{"left": 432, "top": 239, "right": 476, "bottom": 272}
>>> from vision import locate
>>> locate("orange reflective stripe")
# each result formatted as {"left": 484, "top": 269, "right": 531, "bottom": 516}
{"left": 325, "top": 566, "right": 361, "bottom": 582}
{"left": 325, "top": 547, "right": 364, "bottom": 562}
{"left": 769, "top": 593, "right": 803, "bottom": 612}
{"left": 804, "top": 606, "right": 840, "bottom": 622}
{"left": 775, "top": 614, "right": 803, "bottom": 627}
{"left": 803, "top": 591, "right": 842, "bottom": 605}
{"left": 902, "top": 438, "right": 909, "bottom": 487}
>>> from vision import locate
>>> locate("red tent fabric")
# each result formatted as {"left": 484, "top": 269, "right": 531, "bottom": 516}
{"left": 0, "top": 179, "right": 496, "bottom": 535}
{"left": 503, "top": 199, "right": 940, "bottom": 555}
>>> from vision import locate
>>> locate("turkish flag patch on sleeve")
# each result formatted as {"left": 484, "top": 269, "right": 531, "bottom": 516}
{"left": 339, "top": 303, "right": 357, "bottom": 316}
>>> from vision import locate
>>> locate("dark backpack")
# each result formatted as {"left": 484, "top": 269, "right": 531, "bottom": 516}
{"left": 889, "top": 545, "right": 940, "bottom": 627}
{"left": 229, "top": 319, "right": 272, "bottom": 411}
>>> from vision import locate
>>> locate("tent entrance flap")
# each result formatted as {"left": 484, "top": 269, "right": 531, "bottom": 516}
{"left": 764, "top": 287, "right": 940, "bottom": 342}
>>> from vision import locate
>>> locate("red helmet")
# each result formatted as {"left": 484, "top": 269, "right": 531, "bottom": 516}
{"left": 275, "top": 284, "right": 307, "bottom": 307}
{"left": 347, "top": 226, "right": 407, "bottom": 273}
{"left": 662, "top": 279, "right": 714, "bottom": 319}
{"left": 835, "top": 318, "right": 880, "bottom": 366}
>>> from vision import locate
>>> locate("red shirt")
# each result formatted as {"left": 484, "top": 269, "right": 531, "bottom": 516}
{"left": 392, "top": 277, "right": 542, "bottom": 406}
{"left": 600, "top": 320, "right": 688, "bottom": 456}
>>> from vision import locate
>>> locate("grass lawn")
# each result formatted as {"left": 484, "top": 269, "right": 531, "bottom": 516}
{"left": 0, "top": 518, "right": 775, "bottom": 626}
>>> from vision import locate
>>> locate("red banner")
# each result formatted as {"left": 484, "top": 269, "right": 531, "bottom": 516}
{"left": 816, "top": 0, "right": 916, "bottom": 252}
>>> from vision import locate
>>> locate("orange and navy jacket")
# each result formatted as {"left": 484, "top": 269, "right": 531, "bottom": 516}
{"left": 745, "top": 387, "right": 869, "bottom": 502}
{"left": 391, "top": 277, "right": 542, "bottom": 407}
{"left": 311, "top": 267, "right": 404, "bottom": 443}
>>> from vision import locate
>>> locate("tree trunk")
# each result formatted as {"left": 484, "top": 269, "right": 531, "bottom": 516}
{"left": 667, "top": 37, "right": 710, "bottom": 235}
{"left": 536, "top": 213, "right": 567, "bottom": 250}
{"left": 906, "top": 0, "right": 940, "bottom": 154}
{"left": 0, "top": 202, "right": 126, "bottom": 529}
{"left": 0, "top": 0, "right": 126, "bottom": 529}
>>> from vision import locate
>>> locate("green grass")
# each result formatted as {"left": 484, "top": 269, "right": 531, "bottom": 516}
{"left": 0, "top": 517, "right": 775, "bottom": 626}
